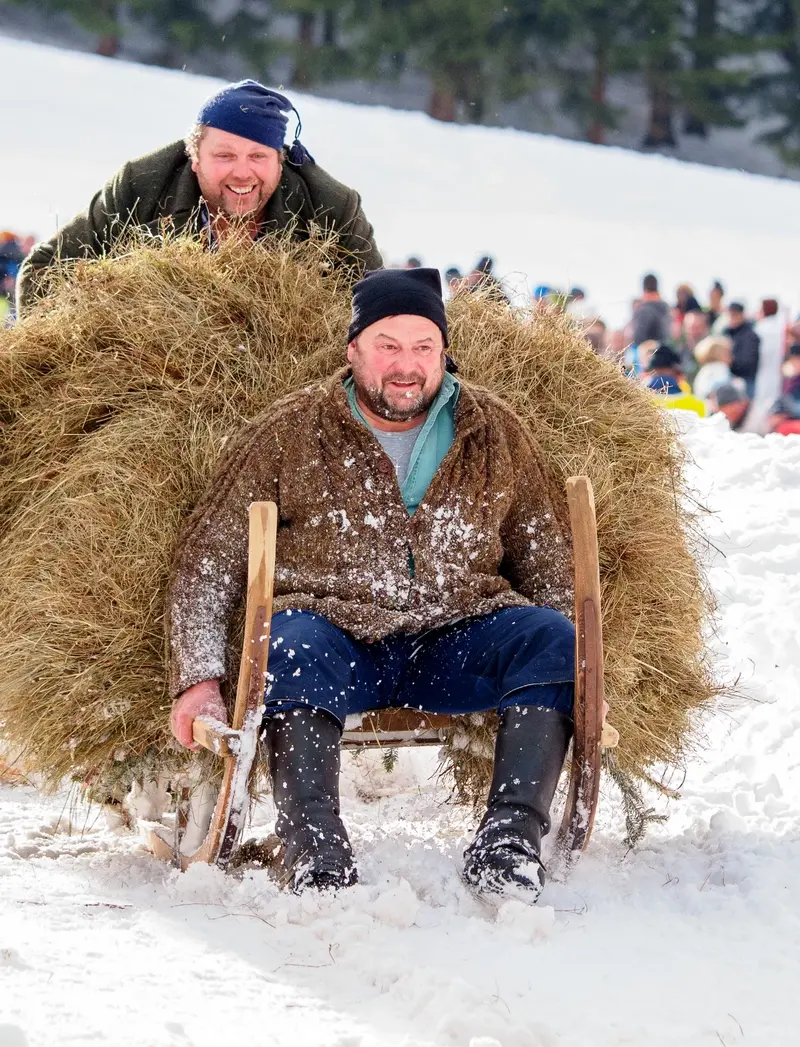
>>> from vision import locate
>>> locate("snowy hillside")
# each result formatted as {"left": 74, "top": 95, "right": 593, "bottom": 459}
{"left": 2, "top": 36, "right": 800, "bottom": 1047}
{"left": 2, "top": 414, "right": 799, "bottom": 1047}
{"left": 3, "top": 35, "right": 800, "bottom": 327}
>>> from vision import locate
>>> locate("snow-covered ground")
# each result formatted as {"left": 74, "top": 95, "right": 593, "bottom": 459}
{"left": 2, "top": 39, "right": 800, "bottom": 1047}
{"left": 3, "top": 35, "right": 800, "bottom": 327}
{"left": 2, "top": 414, "right": 799, "bottom": 1047}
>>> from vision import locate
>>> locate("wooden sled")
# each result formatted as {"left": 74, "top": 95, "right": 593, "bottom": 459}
{"left": 144, "top": 477, "right": 615, "bottom": 868}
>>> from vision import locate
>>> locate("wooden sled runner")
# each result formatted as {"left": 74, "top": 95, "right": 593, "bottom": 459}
{"left": 144, "top": 477, "right": 616, "bottom": 868}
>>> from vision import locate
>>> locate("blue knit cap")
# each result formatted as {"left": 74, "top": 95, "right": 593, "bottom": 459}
{"left": 196, "top": 80, "right": 313, "bottom": 165}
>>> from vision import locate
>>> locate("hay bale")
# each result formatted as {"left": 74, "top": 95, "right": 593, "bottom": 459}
{"left": 0, "top": 233, "right": 718, "bottom": 805}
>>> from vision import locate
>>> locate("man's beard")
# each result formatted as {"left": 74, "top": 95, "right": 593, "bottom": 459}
{"left": 213, "top": 182, "right": 272, "bottom": 219}
{"left": 353, "top": 365, "right": 440, "bottom": 423}
{"left": 199, "top": 168, "right": 282, "bottom": 221}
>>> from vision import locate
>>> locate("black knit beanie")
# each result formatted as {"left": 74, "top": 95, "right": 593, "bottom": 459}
{"left": 348, "top": 268, "right": 449, "bottom": 347}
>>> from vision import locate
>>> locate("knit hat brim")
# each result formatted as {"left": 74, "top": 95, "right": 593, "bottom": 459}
{"left": 348, "top": 268, "right": 448, "bottom": 347}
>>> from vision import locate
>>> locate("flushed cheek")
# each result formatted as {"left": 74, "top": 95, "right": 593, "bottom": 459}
{"left": 205, "top": 164, "right": 234, "bottom": 182}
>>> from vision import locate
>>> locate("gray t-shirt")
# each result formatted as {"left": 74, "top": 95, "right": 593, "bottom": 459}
{"left": 368, "top": 421, "right": 424, "bottom": 486}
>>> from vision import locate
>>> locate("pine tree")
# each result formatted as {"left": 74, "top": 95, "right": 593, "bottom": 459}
{"left": 682, "top": 0, "right": 749, "bottom": 137}
{"left": 523, "top": 0, "right": 752, "bottom": 148}
{"left": 536, "top": 0, "right": 640, "bottom": 145}
{"left": 5, "top": 0, "right": 125, "bottom": 54}
{"left": 274, "top": 0, "right": 347, "bottom": 88}
{"left": 342, "top": 0, "right": 525, "bottom": 122}
{"left": 684, "top": 0, "right": 718, "bottom": 135}
{"left": 130, "top": 1, "right": 274, "bottom": 74}
{"left": 4, "top": 0, "right": 275, "bottom": 72}
{"left": 535, "top": 0, "right": 684, "bottom": 149}
{"left": 632, "top": 0, "right": 682, "bottom": 149}
{"left": 749, "top": 0, "right": 800, "bottom": 166}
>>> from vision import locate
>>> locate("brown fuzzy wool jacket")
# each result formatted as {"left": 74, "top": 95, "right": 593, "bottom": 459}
{"left": 168, "top": 370, "right": 574, "bottom": 699}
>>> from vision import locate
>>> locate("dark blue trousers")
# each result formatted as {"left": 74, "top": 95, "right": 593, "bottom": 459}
{"left": 264, "top": 607, "right": 575, "bottom": 725}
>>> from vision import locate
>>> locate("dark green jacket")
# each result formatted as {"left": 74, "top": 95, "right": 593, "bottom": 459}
{"left": 17, "top": 140, "right": 382, "bottom": 313}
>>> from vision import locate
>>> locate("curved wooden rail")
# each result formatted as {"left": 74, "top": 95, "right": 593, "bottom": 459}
{"left": 145, "top": 501, "right": 277, "bottom": 869}
{"left": 556, "top": 476, "right": 606, "bottom": 857}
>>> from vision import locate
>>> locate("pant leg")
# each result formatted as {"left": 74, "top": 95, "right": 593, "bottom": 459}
{"left": 398, "top": 606, "right": 575, "bottom": 718}
{"left": 264, "top": 609, "right": 405, "bottom": 726}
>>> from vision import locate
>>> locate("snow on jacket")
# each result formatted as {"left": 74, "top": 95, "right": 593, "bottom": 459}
{"left": 167, "top": 369, "right": 574, "bottom": 698}
{"left": 17, "top": 139, "right": 381, "bottom": 313}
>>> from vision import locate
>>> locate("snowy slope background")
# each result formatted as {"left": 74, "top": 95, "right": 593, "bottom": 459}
{"left": 2, "top": 38, "right": 800, "bottom": 1047}
{"left": 3, "top": 35, "right": 800, "bottom": 327}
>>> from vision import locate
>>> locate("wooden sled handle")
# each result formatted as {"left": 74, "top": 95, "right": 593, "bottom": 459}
{"left": 557, "top": 476, "right": 606, "bottom": 856}
{"left": 145, "top": 501, "right": 279, "bottom": 869}
{"left": 233, "top": 502, "right": 278, "bottom": 725}
{"left": 192, "top": 717, "right": 241, "bottom": 758}
{"left": 182, "top": 500, "right": 278, "bottom": 869}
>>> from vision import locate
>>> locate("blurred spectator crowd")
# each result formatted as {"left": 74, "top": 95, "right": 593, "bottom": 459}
{"left": 397, "top": 254, "right": 800, "bottom": 438}
{"left": 605, "top": 273, "right": 800, "bottom": 437}
{"left": 7, "top": 235, "right": 800, "bottom": 438}
{"left": 0, "top": 231, "right": 35, "bottom": 326}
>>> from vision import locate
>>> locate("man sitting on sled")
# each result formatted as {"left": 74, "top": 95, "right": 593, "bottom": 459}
{"left": 168, "top": 267, "right": 576, "bottom": 900}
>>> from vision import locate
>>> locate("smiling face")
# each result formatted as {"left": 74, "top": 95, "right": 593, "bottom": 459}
{"left": 347, "top": 315, "right": 446, "bottom": 430}
{"left": 191, "top": 127, "right": 283, "bottom": 219}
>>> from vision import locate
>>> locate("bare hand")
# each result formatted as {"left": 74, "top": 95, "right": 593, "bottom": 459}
{"left": 170, "top": 679, "right": 227, "bottom": 751}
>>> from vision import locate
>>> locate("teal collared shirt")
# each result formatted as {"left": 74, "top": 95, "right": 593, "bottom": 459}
{"left": 344, "top": 372, "right": 460, "bottom": 515}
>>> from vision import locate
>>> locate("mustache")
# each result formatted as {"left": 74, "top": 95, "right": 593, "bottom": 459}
{"left": 383, "top": 371, "right": 425, "bottom": 385}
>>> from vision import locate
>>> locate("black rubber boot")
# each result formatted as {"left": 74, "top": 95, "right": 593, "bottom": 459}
{"left": 264, "top": 706, "right": 357, "bottom": 893}
{"left": 463, "top": 704, "right": 572, "bottom": 901}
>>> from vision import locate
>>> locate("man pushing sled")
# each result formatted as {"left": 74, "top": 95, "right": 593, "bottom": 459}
{"left": 168, "top": 267, "right": 576, "bottom": 901}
